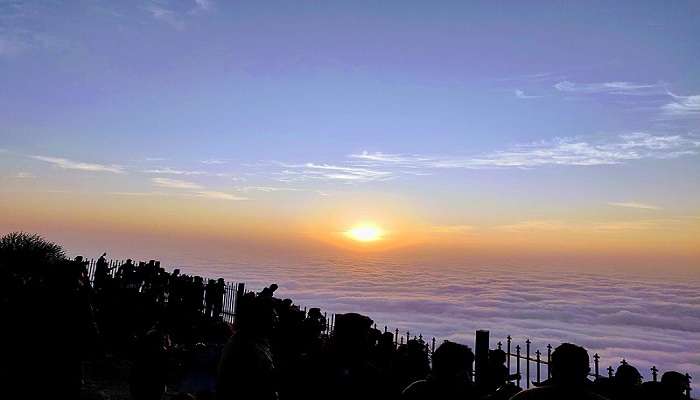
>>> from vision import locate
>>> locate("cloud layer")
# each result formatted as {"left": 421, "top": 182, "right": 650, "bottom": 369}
{"left": 191, "top": 259, "right": 700, "bottom": 391}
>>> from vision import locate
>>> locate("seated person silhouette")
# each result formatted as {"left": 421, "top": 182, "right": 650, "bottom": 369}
{"left": 401, "top": 340, "right": 476, "bottom": 400}
{"left": 509, "top": 343, "right": 609, "bottom": 400}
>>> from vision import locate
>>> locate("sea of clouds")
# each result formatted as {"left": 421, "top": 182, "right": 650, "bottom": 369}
{"left": 186, "top": 257, "right": 700, "bottom": 390}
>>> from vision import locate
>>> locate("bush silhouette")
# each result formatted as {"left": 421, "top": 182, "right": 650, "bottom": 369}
{"left": 0, "top": 231, "right": 66, "bottom": 268}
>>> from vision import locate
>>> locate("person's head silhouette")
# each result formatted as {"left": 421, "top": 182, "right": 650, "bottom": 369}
{"left": 661, "top": 371, "right": 690, "bottom": 395}
{"left": 615, "top": 363, "right": 642, "bottom": 386}
{"left": 550, "top": 343, "right": 590, "bottom": 385}
{"left": 431, "top": 340, "right": 474, "bottom": 382}
{"left": 489, "top": 349, "right": 507, "bottom": 366}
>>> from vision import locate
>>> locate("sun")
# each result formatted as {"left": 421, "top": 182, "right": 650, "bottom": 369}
{"left": 345, "top": 224, "right": 384, "bottom": 242}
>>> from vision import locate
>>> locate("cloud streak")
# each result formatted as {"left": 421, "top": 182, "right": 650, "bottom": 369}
{"left": 608, "top": 202, "right": 662, "bottom": 211}
{"left": 662, "top": 92, "right": 700, "bottom": 118}
{"left": 144, "top": 167, "right": 206, "bottom": 176}
{"left": 554, "top": 81, "right": 664, "bottom": 96}
{"left": 195, "top": 190, "right": 247, "bottom": 201}
{"left": 515, "top": 89, "right": 542, "bottom": 99}
{"left": 31, "top": 155, "right": 125, "bottom": 173}
{"left": 151, "top": 177, "right": 202, "bottom": 190}
{"left": 350, "top": 132, "right": 700, "bottom": 170}
{"left": 276, "top": 162, "right": 392, "bottom": 183}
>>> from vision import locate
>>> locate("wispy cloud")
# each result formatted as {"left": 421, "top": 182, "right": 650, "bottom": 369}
{"left": 276, "top": 163, "right": 392, "bottom": 183}
{"left": 608, "top": 202, "right": 662, "bottom": 211}
{"left": 662, "top": 92, "right": 700, "bottom": 118}
{"left": 239, "top": 186, "right": 300, "bottom": 193}
{"left": 144, "top": 167, "right": 206, "bottom": 176}
{"left": 195, "top": 190, "right": 247, "bottom": 201}
{"left": 151, "top": 177, "right": 202, "bottom": 190}
{"left": 146, "top": 0, "right": 214, "bottom": 29}
{"left": 201, "top": 158, "right": 228, "bottom": 165}
{"left": 31, "top": 155, "right": 125, "bottom": 173}
{"left": 144, "top": 157, "right": 167, "bottom": 162}
{"left": 193, "top": 0, "right": 214, "bottom": 12}
{"left": 146, "top": 2, "right": 185, "bottom": 30}
{"left": 493, "top": 71, "right": 567, "bottom": 83}
{"left": 515, "top": 89, "right": 542, "bottom": 99}
{"left": 351, "top": 132, "right": 700, "bottom": 170}
{"left": 150, "top": 178, "right": 245, "bottom": 200}
{"left": 554, "top": 81, "right": 664, "bottom": 96}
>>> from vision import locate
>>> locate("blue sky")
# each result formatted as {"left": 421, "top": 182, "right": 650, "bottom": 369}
{"left": 1, "top": 1, "right": 699, "bottom": 265}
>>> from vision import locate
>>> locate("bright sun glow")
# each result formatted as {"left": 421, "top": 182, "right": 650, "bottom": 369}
{"left": 345, "top": 224, "right": 384, "bottom": 242}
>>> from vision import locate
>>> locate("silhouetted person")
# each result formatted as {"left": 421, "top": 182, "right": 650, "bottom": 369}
{"left": 509, "top": 343, "right": 609, "bottom": 400}
{"left": 130, "top": 328, "right": 169, "bottom": 400}
{"left": 94, "top": 252, "right": 115, "bottom": 290}
{"left": 217, "top": 290, "right": 278, "bottom": 400}
{"left": 394, "top": 338, "right": 431, "bottom": 391}
{"left": 483, "top": 349, "right": 520, "bottom": 392}
{"left": 611, "top": 363, "right": 642, "bottom": 400}
{"left": 659, "top": 371, "right": 690, "bottom": 400}
{"left": 321, "top": 312, "right": 384, "bottom": 400}
{"left": 402, "top": 340, "right": 476, "bottom": 400}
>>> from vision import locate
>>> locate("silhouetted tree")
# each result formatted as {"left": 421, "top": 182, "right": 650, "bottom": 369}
{"left": 0, "top": 231, "right": 65, "bottom": 268}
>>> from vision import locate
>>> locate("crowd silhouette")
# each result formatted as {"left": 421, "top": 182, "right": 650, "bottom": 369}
{"left": 0, "top": 233, "right": 693, "bottom": 400}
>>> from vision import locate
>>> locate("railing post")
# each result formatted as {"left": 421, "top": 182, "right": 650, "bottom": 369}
{"left": 608, "top": 366, "right": 614, "bottom": 379}
{"left": 233, "top": 282, "right": 245, "bottom": 322}
{"left": 525, "top": 339, "right": 531, "bottom": 389}
{"left": 475, "top": 330, "right": 489, "bottom": 385}
{"left": 431, "top": 337, "right": 436, "bottom": 355}
{"left": 651, "top": 366, "right": 658, "bottom": 382}
{"left": 547, "top": 344, "right": 552, "bottom": 380}
{"left": 515, "top": 344, "right": 522, "bottom": 388}
{"left": 395, "top": 328, "right": 399, "bottom": 348}
{"left": 535, "top": 350, "right": 541, "bottom": 384}
{"left": 593, "top": 353, "right": 600, "bottom": 379}
{"left": 497, "top": 341, "right": 502, "bottom": 350}
{"left": 507, "top": 336, "right": 512, "bottom": 371}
